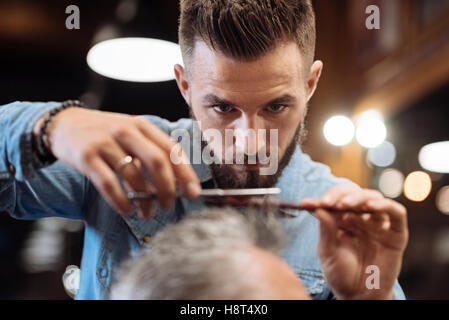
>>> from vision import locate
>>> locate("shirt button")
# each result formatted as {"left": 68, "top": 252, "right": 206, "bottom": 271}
{"left": 143, "top": 235, "right": 151, "bottom": 243}
{"left": 8, "top": 164, "right": 15, "bottom": 176}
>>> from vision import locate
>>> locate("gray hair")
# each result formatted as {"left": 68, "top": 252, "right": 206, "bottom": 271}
{"left": 110, "top": 208, "right": 287, "bottom": 299}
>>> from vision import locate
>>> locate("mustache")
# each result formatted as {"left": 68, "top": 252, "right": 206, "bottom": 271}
{"left": 201, "top": 140, "right": 273, "bottom": 165}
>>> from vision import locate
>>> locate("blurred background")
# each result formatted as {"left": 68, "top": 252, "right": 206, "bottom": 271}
{"left": 0, "top": 0, "right": 448, "bottom": 299}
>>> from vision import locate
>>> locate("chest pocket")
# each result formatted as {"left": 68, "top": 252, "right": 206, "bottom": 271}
{"left": 295, "top": 269, "right": 329, "bottom": 299}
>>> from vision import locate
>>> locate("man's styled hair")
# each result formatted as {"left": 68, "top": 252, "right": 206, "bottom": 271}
{"left": 178, "top": 0, "right": 316, "bottom": 69}
{"left": 110, "top": 208, "right": 287, "bottom": 300}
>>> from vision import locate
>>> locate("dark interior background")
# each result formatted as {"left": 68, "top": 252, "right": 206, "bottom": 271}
{"left": 1, "top": 0, "right": 448, "bottom": 299}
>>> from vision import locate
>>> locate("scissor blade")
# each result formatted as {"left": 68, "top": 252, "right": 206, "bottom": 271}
{"left": 127, "top": 188, "right": 281, "bottom": 200}
{"left": 199, "top": 188, "right": 281, "bottom": 197}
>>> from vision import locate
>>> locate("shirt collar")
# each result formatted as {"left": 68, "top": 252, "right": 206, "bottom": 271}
{"left": 274, "top": 145, "right": 304, "bottom": 204}
{"left": 274, "top": 146, "right": 306, "bottom": 216}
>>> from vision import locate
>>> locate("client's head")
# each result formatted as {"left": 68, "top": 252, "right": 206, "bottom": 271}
{"left": 110, "top": 208, "right": 310, "bottom": 300}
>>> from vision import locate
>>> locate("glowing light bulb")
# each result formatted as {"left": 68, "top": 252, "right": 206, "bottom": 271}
{"left": 367, "top": 141, "right": 396, "bottom": 167}
{"left": 355, "top": 111, "right": 387, "bottom": 148}
{"left": 323, "top": 116, "right": 355, "bottom": 146}
{"left": 87, "top": 37, "right": 183, "bottom": 82}
{"left": 404, "top": 171, "right": 432, "bottom": 202}
{"left": 419, "top": 141, "right": 449, "bottom": 173}
{"left": 379, "top": 168, "right": 404, "bottom": 198}
{"left": 436, "top": 186, "right": 449, "bottom": 215}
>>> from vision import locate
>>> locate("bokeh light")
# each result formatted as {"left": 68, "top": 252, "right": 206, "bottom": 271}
{"left": 436, "top": 186, "right": 449, "bottom": 215}
{"left": 367, "top": 141, "right": 397, "bottom": 167}
{"left": 418, "top": 141, "right": 449, "bottom": 173}
{"left": 379, "top": 168, "right": 404, "bottom": 198}
{"left": 87, "top": 37, "right": 183, "bottom": 82}
{"left": 404, "top": 171, "right": 432, "bottom": 202}
{"left": 323, "top": 115, "right": 355, "bottom": 146}
{"left": 355, "top": 115, "right": 387, "bottom": 148}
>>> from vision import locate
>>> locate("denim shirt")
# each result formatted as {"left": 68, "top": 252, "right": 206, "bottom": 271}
{"left": 0, "top": 101, "right": 406, "bottom": 300}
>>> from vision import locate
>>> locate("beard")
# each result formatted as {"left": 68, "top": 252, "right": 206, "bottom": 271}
{"left": 189, "top": 105, "right": 308, "bottom": 189}
{"left": 208, "top": 122, "right": 306, "bottom": 189}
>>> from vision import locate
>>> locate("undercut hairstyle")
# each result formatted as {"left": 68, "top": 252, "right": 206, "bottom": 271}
{"left": 110, "top": 208, "right": 287, "bottom": 300}
{"left": 179, "top": 0, "right": 316, "bottom": 70}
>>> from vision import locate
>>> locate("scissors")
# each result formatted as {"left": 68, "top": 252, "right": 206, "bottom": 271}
{"left": 127, "top": 187, "right": 282, "bottom": 200}
{"left": 127, "top": 188, "right": 354, "bottom": 217}
{"left": 127, "top": 187, "right": 312, "bottom": 217}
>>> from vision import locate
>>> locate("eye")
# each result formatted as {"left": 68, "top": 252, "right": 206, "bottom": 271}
{"left": 266, "top": 104, "right": 287, "bottom": 113}
{"left": 213, "top": 105, "right": 235, "bottom": 113}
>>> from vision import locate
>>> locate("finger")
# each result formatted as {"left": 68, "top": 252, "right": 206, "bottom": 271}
{"left": 320, "top": 184, "right": 362, "bottom": 207}
{"left": 340, "top": 212, "right": 387, "bottom": 235}
{"left": 361, "top": 212, "right": 389, "bottom": 227}
{"left": 84, "top": 156, "right": 133, "bottom": 216}
{"left": 369, "top": 212, "right": 391, "bottom": 230}
{"left": 135, "top": 117, "right": 202, "bottom": 198}
{"left": 336, "top": 222, "right": 362, "bottom": 241}
{"left": 366, "top": 199, "right": 407, "bottom": 233}
{"left": 315, "top": 208, "right": 338, "bottom": 254}
{"left": 299, "top": 198, "right": 321, "bottom": 210}
{"left": 111, "top": 127, "right": 177, "bottom": 211}
{"left": 338, "top": 212, "right": 376, "bottom": 239}
{"left": 99, "top": 143, "right": 155, "bottom": 220}
{"left": 338, "top": 218, "right": 364, "bottom": 237}
{"left": 337, "top": 189, "right": 384, "bottom": 211}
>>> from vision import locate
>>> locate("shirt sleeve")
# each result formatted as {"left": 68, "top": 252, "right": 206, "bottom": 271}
{"left": 0, "top": 101, "right": 90, "bottom": 220}
{"left": 393, "top": 279, "right": 406, "bottom": 300}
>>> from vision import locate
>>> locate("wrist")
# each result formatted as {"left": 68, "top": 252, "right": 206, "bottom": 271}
{"left": 33, "top": 100, "right": 86, "bottom": 163}
{"left": 42, "top": 106, "right": 76, "bottom": 154}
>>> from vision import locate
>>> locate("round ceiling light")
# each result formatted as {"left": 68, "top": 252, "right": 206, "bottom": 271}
{"left": 403, "top": 171, "right": 432, "bottom": 202}
{"left": 355, "top": 112, "right": 387, "bottom": 149}
{"left": 378, "top": 168, "right": 404, "bottom": 198}
{"left": 87, "top": 37, "right": 183, "bottom": 82}
{"left": 367, "top": 141, "right": 397, "bottom": 167}
{"left": 323, "top": 115, "right": 355, "bottom": 146}
{"left": 436, "top": 186, "right": 449, "bottom": 215}
{"left": 418, "top": 141, "right": 449, "bottom": 173}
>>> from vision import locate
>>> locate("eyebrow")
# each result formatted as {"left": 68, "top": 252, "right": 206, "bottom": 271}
{"left": 202, "top": 93, "right": 297, "bottom": 107}
{"left": 202, "top": 94, "right": 235, "bottom": 106}
{"left": 263, "top": 94, "right": 297, "bottom": 107}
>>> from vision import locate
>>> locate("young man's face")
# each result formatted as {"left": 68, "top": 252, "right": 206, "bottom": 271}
{"left": 175, "top": 40, "right": 323, "bottom": 188}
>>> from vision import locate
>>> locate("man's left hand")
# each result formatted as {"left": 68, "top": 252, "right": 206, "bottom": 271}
{"left": 301, "top": 185, "right": 409, "bottom": 300}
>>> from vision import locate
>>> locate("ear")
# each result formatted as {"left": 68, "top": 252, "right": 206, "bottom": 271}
{"left": 174, "top": 64, "right": 190, "bottom": 103}
{"left": 306, "top": 60, "right": 323, "bottom": 102}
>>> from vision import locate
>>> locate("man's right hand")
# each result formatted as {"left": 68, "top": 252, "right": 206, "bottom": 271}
{"left": 32, "top": 107, "right": 201, "bottom": 219}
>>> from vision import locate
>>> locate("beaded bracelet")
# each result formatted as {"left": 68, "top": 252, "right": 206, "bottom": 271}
{"left": 36, "top": 100, "right": 87, "bottom": 164}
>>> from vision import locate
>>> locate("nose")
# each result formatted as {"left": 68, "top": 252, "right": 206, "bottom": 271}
{"left": 234, "top": 114, "right": 267, "bottom": 157}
